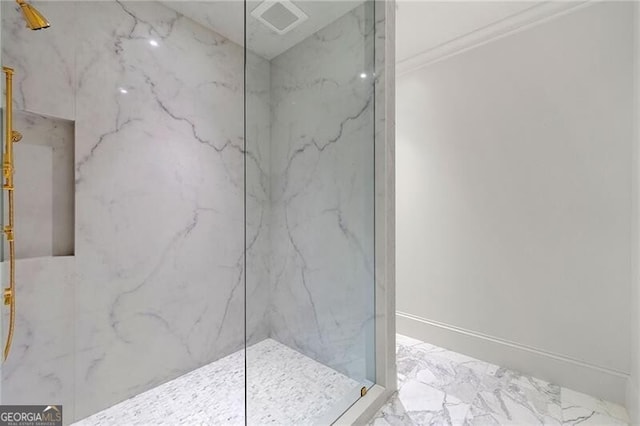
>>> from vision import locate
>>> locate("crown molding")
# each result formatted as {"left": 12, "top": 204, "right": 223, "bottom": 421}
{"left": 396, "top": 1, "right": 593, "bottom": 77}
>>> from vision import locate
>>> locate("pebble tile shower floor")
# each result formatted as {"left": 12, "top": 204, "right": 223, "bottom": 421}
{"left": 371, "top": 335, "right": 630, "bottom": 425}
{"left": 72, "top": 339, "right": 360, "bottom": 425}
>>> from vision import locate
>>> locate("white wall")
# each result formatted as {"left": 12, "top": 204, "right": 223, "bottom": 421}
{"left": 397, "top": 2, "right": 634, "bottom": 404}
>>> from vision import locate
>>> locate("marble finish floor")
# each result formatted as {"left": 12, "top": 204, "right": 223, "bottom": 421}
{"left": 371, "top": 335, "right": 630, "bottom": 426}
{"left": 73, "top": 339, "right": 361, "bottom": 425}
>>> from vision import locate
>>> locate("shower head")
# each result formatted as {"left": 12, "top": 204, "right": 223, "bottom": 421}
{"left": 16, "top": 0, "right": 50, "bottom": 30}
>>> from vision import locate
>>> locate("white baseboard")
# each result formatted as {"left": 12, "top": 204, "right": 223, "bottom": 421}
{"left": 397, "top": 312, "right": 629, "bottom": 405}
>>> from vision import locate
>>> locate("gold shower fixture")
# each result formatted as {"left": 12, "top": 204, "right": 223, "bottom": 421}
{"left": 2, "top": 67, "right": 22, "bottom": 362}
{"left": 16, "top": 0, "right": 50, "bottom": 31}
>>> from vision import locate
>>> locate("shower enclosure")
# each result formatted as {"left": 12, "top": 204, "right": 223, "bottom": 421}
{"left": 0, "top": 0, "right": 395, "bottom": 424}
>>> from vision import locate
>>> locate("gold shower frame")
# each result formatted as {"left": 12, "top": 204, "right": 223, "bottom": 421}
{"left": 3, "top": 66, "right": 22, "bottom": 361}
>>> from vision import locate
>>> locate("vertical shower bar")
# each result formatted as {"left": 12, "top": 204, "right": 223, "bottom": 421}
{"left": 2, "top": 66, "right": 21, "bottom": 361}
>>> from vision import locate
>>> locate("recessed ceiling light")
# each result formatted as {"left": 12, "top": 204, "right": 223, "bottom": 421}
{"left": 360, "top": 73, "right": 367, "bottom": 79}
{"left": 119, "top": 88, "right": 128, "bottom": 94}
{"left": 149, "top": 39, "right": 159, "bottom": 47}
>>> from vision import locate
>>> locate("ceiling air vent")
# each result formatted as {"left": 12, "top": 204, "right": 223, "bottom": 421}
{"left": 251, "top": 0, "right": 308, "bottom": 35}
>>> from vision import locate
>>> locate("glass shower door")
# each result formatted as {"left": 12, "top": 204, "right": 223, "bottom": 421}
{"left": 0, "top": 0, "right": 382, "bottom": 422}
{"left": 0, "top": 1, "right": 247, "bottom": 424}
{"left": 245, "top": 0, "right": 377, "bottom": 423}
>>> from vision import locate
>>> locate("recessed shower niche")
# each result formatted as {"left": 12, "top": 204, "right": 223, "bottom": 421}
{"left": 3, "top": 110, "right": 75, "bottom": 259}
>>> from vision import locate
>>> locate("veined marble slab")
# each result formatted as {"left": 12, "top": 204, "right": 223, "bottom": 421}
{"left": 268, "top": 2, "right": 376, "bottom": 384}
{"left": 72, "top": 339, "right": 361, "bottom": 426}
{"left": 2, "top": 257, "right": 75, "bottom": 421}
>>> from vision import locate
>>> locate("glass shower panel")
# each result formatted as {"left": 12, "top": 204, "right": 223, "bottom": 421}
{"left": 245, "top": 0, "right": 376, "bottom": 423}
{"left": 0, "top": 1, "right": 246, "bottom": 424}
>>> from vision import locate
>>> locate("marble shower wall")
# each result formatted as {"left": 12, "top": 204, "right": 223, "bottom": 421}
{"left": 1, "top": 257, "right": 76, "bottom": 416}
{"left": 246, "top": 53, "right": 272, "bottom": 346}
{"left": 0, "top": 1, "right": 76, "bottom": 120}
{"left": 73, "top": 1, "right": 248, "bottom": 417}
{"left": 2, "top": 1, "right": 270, "bottom": 422}
{"left": 267, "top": 3, "right": 376, "bottom": 383}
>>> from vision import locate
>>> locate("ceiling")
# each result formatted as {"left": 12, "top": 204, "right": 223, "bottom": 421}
{"left": 164, "top": 1, "right": 555, "bottom": 64}
{"left": 162, "top": 1, "right": 362, "bottom": 60}
{"left": 395, "top": 1, "right": 540, "bottom": 63}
